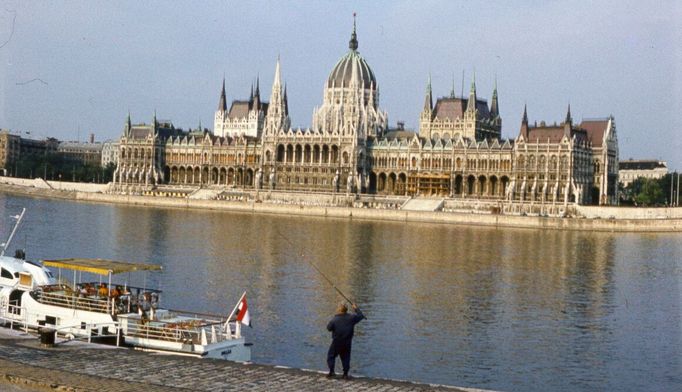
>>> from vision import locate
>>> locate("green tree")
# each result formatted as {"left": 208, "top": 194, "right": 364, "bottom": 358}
{"left": 628, "top": 177, "right": 665, "bottom": 206}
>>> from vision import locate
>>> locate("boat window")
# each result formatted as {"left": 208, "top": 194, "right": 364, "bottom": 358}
{"left": 1, "top": 268, "right": 12, "bottom": 279}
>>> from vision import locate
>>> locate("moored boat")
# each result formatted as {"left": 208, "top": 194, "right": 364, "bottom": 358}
{"left": 0, "top": 209, "right": 251, "bottom": 361}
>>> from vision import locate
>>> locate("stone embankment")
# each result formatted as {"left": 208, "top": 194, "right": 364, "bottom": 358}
{"left": 0, "top": 328, "right": 473, "bottom": 392}
{"left": 0, "top": 177, "right": 680, "bottom": 232}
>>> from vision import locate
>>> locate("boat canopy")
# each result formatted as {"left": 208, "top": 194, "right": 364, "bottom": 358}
{"left": 42, "top": 258, "right": 163, "bottom": 276}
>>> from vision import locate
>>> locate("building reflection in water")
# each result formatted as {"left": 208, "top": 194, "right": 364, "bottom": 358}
{"left": 2, "top": 192, "right": 680, "bottom": 391}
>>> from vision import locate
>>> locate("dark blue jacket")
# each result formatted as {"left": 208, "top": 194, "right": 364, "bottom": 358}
{"left": 327, "top": 308, "right": 365, "bottom": 347}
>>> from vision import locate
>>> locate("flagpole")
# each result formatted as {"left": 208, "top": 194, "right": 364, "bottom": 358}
{"left": 226, "top": 291, "right": 246, "bottom": 324}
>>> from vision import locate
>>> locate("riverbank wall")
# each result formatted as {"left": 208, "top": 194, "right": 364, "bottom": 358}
{"left": 1, "top": 177, "right": 680, "bottom": 232}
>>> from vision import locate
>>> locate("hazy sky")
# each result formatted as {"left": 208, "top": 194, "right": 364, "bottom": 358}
{"left": 1, "top": 1, "right": 680, "bottom": 169}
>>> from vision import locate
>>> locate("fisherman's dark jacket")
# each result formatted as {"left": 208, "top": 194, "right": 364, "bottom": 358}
{"left": 327, "top": 309, "right": 365, "bottom": 347}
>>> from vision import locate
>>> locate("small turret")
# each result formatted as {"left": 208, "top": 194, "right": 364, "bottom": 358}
{"left": 424, "top": 74, "right": 433, "bottom": 111}
{"left": 466, "top": 74, "right": 477, "bottom": 112}
{"left": 490, "top": 78, "right": 499, "bottom": 118}
{"left": 125, "top": 111, "right": 132, "bottom": 137}
{"left": 450, "top": 73, "right": 456, "bottom": 98}
{"left": 218, "top": 78, "right": 227, "bottom": 112}
{"left": 520, "top": 104, "right": 530, "bottom": 138}
{"left": 283, "top": 83, "right": 289, "bottom": 116}
{"left": 563, "top": 103, "right": 572, "bottom": 137}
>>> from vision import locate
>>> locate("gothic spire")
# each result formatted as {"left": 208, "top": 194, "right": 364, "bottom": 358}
{"left": 466, "top": 73, "right": 477, "bottom": 112}
{"left": 273, "top": 56, "right": 282, "bottom": 88}
{"left": 565, "top": 103, "right": 572, "bottom": 124}
{"left": 520, "top": 104, "right": 530, "bottom": 138}
{"left": 255, "top": 75, "right": 260, "bottom": 98}
{"left": 125, "top": 111, "right": 132, "bottom": 137}
{"left": 283, "top": 83, "right": 289, "bottom": 116}
{"left": 424, "top": 74, "right": 433, "bottom": 111}
{"left": 349, "top": 13, "right": 358, "bottom": 51}
{"left": 450, "top": 73, "right": 456, "bottom": 98}
{"left": 490, "top": 77, "right": 499, "bottom": 117}
{"left": 218, "top": 78, "right": 227, "bottom": 112}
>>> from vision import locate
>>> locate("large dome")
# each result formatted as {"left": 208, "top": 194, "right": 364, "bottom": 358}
{"left": 327, "top": 51, "right": 376, "bottom": 89}
{"left": 326, "top": 22, "right": 376, "bottom": 89}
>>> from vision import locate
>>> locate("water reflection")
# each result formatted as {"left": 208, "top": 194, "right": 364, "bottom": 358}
{"left": 0, "top": 193, "right": 680, "bottom": 392}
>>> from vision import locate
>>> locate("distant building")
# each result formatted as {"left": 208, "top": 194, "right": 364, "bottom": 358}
{"left": 101, "top": 140, "right": 119, "bottom": 167}
{"left": 0, "top": 129, "right": 59, "bottom": 176}
{"left": 114, "top": 20, "right": 620, "bottom": 206}
{"left": 618, "top": 159, "right": 667, "bottom": 187}
{"left": 57, "top": 141, "right": 103, "bottom": 166}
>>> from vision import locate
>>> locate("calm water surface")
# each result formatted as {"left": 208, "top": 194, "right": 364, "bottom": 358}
{"left": 0, "top": 193, "right": 680, "bottom": 391}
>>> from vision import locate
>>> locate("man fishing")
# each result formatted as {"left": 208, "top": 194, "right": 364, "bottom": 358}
{"left": 326, "top": 302, "right": 365, "bottom": 379}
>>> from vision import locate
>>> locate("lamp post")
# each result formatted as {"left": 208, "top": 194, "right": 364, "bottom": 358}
{"left": 675, "top": 173, "right": 682, "bottom": 207}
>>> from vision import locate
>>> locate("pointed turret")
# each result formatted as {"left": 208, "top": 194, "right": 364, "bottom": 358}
{"left": 349, "top": 13, "right": 358, "bottom": 51}
{"left": 218, "top": 78, "right": 227, "bottom": 112}
{"left": 490, "top": 78, "right": 499, "bottom": 117}
{"left": 273, "top": 56, "right": 282, "bottom": 89}
{"left": 520, "top": 104, "right": 530, "bottom": 138}
{"left": 253, "top": 76, "right": 261, "bottom": 110}
{"left": 424, "top": 74, "right": 433, "bottom": 111}
{"left": 563, "top": 103, "right": 573, "bottom": 137}
{"left": 466, "top": 74, "right": 477, "bottom": 112}
{"left": 450, "top": 73, "right": 456, "bottom": 98}
{"left": 124, "top": 111, "right": 132, "bottom": 137}
{"left": 283, "top": 83, "right": 289, "bottom": 116}
{"left": 152, "top": 110, "right": 158, "bottom": 134}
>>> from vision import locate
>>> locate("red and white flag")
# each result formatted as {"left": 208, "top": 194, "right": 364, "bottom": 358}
{"left": 236, "top": 294, "right": 251, "bottom": 327}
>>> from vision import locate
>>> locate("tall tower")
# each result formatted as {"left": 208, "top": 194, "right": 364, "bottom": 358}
{"left": 265, "top": 57, "right": 290, "bottom": 135}
{"left": 214, "top": 78, "right": 227, "bottom": 136}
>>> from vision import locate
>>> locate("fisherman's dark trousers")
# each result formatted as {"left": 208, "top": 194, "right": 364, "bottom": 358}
{"left": 327, "top": 342, "right": 351, "bottom": 374}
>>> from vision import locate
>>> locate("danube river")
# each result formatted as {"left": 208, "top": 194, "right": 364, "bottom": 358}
{"left": 1, "top": 193, "right": 680, "bottom": 391}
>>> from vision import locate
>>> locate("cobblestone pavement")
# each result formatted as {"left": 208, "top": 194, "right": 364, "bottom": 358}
{"left": 0, "top": 329, "right": 473, "bottom": 392}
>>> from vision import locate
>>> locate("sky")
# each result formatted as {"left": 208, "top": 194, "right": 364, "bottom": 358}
{"left": 0, "top": 1, "right": 680, "bottom": 169}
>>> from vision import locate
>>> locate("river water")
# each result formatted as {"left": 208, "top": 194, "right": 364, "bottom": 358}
{"left": 0, "top": 193, "right": 680, "bottom": 391}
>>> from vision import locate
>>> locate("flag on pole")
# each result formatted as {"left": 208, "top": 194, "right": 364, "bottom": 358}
{"left": 236, "top": 294, "right": 251, "bottom": 327}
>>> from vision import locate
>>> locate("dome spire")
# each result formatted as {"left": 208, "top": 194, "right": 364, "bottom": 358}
{"left": 349, "top": 13, "right": 358, "bottom": 51}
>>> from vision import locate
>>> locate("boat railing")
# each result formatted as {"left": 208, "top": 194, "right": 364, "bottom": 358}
{"left": 1, "top": 300, "right": 117, "bottom": 340}
{"left": 119, "top": 310, "right": 240, "bottom": 346}
{"left": 31, "top": 286, "right": 110, "bottom": 314}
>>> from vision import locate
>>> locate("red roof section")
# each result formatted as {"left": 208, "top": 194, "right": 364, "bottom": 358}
{"left": 580, "top": 119, "right": 609, "bottom": 147}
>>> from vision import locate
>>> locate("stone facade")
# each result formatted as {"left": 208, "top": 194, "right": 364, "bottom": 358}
{"left": 57, "top": 141, "right": 103, "bottom": 166}
{"left": 618, "top": 159, "right": 667, "bottom": 187}
{"left": 114, "top": 21, "right": 619, "bottom": 206}
{"left": 101, "top": 140, "right": 119, "bottom": 167}
{"left": 0, "top": 130, "right": 59, "bottom": 176}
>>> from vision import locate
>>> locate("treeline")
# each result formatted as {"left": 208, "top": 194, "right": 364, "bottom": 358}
{"left": 620, "top": 173, "right": 681, "bottom": 206}
{"left": 8, "top": 154, "right": 116, "bottom": 183}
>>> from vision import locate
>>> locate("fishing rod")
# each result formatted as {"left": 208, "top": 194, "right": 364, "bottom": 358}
{"left": 275, "top": 228, "right": 355, "bottom": 306}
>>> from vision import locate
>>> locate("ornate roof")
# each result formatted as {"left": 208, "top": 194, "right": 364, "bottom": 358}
{"left": 326, "top": 18, "right": 376, "bottom": 89}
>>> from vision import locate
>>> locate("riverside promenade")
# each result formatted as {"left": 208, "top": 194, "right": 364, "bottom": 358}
{"left": 0, "top": 328, "right": 475, "bottom": 392}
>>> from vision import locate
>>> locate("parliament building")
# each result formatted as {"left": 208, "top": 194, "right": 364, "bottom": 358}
{"left": 114, "top": 21, "right": 619, "bottom": 207}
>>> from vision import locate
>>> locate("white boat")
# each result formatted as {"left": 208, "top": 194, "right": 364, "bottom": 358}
{"left": 0, "top": 209, "right": 252, "bottom": 361}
